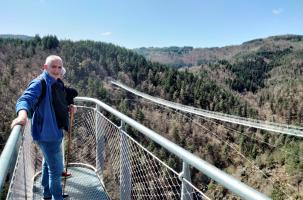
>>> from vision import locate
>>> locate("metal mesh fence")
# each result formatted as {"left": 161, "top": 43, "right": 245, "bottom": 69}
{"left": 6, "top": 105, "right": 210, "bottom": 199}
{"left": 73, "top": 106, "right": 210, "bottom": 199}
{"left": 6, "top": 122, "right": 43, "bottom": 200}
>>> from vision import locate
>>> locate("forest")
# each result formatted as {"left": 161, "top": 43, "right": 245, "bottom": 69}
{"left": 0, "top": 34, "right": 302, "bottom": 199}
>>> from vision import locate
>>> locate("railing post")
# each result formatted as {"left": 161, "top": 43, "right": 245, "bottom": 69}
{"left": 95, "top": 104, "right": 105, "bottom": 181}
{"left": 180, "top": 161, "right": 192, "bottom": 200}
{"left": 119, "top": 120, "right": 131, "bottom": 200}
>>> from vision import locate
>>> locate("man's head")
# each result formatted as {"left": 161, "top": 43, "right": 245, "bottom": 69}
{"left": 43, "top": 55, "right": 63, "bottom": 79}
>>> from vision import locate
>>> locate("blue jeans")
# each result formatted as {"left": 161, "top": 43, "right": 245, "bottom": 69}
{"left": 37, "top": 140, "right": 64, "bottom": 200}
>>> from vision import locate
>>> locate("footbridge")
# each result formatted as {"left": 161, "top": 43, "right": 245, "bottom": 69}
{"left": 111, "top": 81, "right": 303, "bottom": 138}
{"left": 1, "top": 96, "right": 274, "bottom": 199}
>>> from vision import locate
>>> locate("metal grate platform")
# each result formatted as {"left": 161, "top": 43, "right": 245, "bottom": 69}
{"left": 33, "top": 164, "right": 109, "bottom": 200}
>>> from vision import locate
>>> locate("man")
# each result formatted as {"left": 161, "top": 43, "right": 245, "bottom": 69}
{"left": 11, "top": 55, "right": 70, "bottom": 200}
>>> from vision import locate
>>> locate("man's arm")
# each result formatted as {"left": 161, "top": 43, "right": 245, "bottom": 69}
{"left": 66, "top": 87, "right": 78, "bottom": 114}
{"left": 11, "top": 79, "right": 42, "bottom": 128}
{"left": 65, "top": 87, "right": 78, "bottom": 105}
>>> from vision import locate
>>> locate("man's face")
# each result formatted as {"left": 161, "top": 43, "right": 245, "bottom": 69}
{"left": 46, "top": 59, "right": 63, "bottom": 79}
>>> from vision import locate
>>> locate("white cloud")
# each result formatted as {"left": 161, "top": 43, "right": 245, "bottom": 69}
{"left": 272, "top": 8, "right": 283, "bottom": 15}
{"left": 101, "top": 32, "right": 112, "bottom": 36}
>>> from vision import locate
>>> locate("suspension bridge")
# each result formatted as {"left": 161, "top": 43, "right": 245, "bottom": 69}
{"left": 111, "top": 81, "right": 303, "bottom": 138}
{"left": 0, "top": 82, "right": 301, "bottom": 199}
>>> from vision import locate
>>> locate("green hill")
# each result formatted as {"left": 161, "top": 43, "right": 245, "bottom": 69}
{"left": 133, "top": 34, "right": 303, "bottom": 68}
{"left": 0, "top": 35, "right": 302, "bottom": 199}
{"left": 0, "top": 34, "right": 34, "bottom": 41}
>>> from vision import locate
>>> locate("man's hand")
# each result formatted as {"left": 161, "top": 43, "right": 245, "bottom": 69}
{"left": 69, "top": 104, "right": 77, "bottom": 114}
{"left": 11, "top": 110, "right": 28, "bottom": 129}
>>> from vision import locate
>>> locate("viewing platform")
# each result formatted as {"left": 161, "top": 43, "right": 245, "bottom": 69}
{"left": 0, "top": 97, "right": 271, "bottom": 200}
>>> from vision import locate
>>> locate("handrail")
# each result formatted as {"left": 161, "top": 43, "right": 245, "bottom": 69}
{"left": 75, "top": 97, "right": 271, "bottom": 200}
{"left": 0, "top": 125, "right": 22, "bottom": 194}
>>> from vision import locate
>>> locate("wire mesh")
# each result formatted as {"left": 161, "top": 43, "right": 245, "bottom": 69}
{"left": 6, "top": 105, "right": 209, "bottom": 200}
{"left": 6, "top": 122, "right": 43, "bottom": 200}
{"left": 73, "top": 106, "right": 209, "bottom": 199}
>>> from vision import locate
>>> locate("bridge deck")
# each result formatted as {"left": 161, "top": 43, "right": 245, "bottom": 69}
{"left": 33, "top": 164, "right": 109, "bottom": 200}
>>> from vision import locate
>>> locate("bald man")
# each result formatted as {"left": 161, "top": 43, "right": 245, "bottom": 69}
{"left": 11, "top": 55, "right": 69, "bottom": 200}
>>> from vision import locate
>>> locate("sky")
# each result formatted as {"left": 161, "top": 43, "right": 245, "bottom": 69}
{"left": 1, "top": 0, "right": 302, "bottom": 49}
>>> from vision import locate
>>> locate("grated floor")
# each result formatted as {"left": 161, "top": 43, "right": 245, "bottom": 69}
{"left": 33, "top": 165, "right": 109, "bottom": 200}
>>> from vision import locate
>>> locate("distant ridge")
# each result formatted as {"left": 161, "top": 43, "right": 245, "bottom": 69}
{"left": 243, "top": 34, "right": 303, "bottom": 45}
{"left": 0, "top": 34, "right": 33, "bottom": 40}
{"left": 133, "top": 34, "right": 303, "bottom": 68}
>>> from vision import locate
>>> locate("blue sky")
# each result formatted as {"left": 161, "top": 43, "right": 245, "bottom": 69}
{"left": 1, "top": 0, "right": 302, "bottom": 48}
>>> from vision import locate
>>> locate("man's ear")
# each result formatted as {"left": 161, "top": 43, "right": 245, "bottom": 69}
{"left": 43, "top": 64, "right": 48, "bottom": 70}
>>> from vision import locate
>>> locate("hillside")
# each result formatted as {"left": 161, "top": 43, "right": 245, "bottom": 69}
{"left": 135, "top": 35, "right": 303, "bottom": 124}
{"left": 0, "top": 35, "right": 302, "bottom": 199}
{"left": 134, "top": 35, "right": 303, "bottom": 68}
{"left": 0, "top": 34, "right": 34, "bottom": 41}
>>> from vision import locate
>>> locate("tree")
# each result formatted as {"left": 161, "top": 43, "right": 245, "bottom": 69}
{"left": 42, "top": 35, "right": 59, "bottom": 49}
{"left": 271, "top": 183, "right": 286, "bottom": 200}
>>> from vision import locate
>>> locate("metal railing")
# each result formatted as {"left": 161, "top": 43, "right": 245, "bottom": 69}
{"left": 75, "top": 97, "right": 271, "bottom": 200}
{"left": 0, "top": 97, "right": 272, "bottom": 199}
{"left": 0, "top": 125, "right": 22, "bottom": 194}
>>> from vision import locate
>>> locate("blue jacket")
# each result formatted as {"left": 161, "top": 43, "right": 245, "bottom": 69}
{"left": 16, "top": 71, "right": 63, "bottom": 141}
